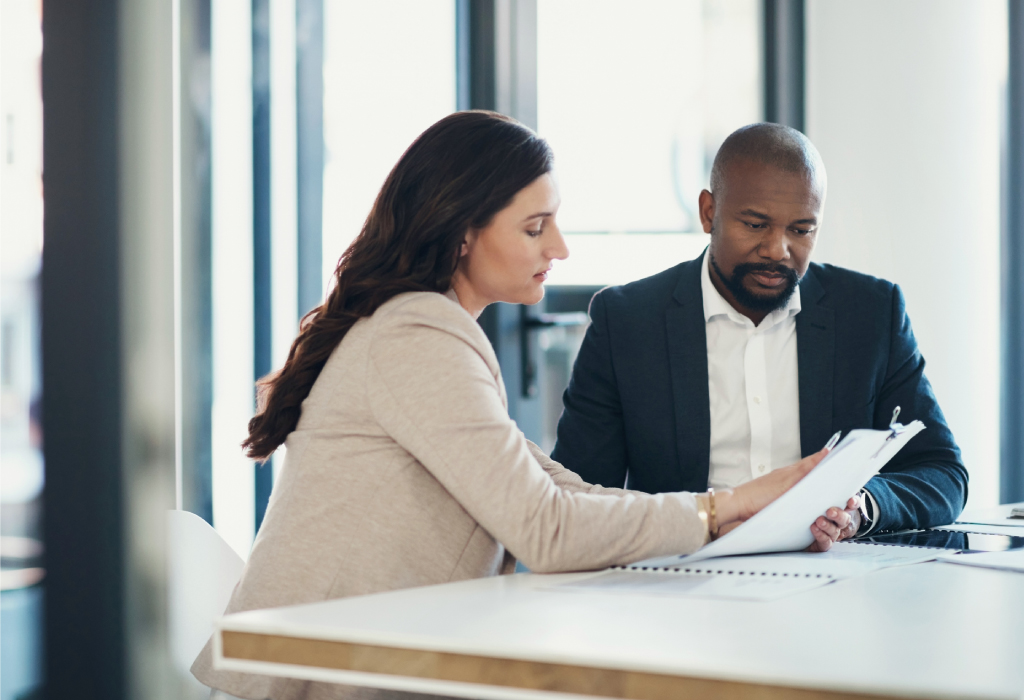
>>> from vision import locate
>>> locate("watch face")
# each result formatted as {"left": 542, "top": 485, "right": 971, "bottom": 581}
{"left": 856, "top": 491, "right": 874, "bottom": 534}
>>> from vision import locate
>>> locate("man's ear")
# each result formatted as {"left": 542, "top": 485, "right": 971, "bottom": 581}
{"left": 698, "top": 190, "right": 716, "bottom": 235}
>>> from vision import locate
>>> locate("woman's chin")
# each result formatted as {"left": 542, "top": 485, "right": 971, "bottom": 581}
{"left": 497, "top": 282, "right": 546, "bottom": 307}
{"left": 524, "top": 285, "right": 546, "bottom": 306}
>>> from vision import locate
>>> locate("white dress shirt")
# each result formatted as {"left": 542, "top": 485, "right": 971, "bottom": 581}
{"left": 702, "top": 252, "right": 803, "bottom": 490}
{"left": 699, "top": 254, "right": 881, "bottom": 532}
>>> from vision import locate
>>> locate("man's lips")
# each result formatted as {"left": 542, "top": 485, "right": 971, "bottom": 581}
{"left": 748, "top": 271, "right": 788, "bottom": 288}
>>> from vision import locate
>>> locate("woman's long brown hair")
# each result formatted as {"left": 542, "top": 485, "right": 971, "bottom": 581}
{"left": 243, "top": 111, "right": 553, "bottom": 461}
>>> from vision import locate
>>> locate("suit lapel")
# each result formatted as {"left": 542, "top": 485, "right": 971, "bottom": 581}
{"left": 796, "top": 267, "right": 835, "bottom": 456}
{"left": 666, "top": 254, "right": 711, "bottom": 490}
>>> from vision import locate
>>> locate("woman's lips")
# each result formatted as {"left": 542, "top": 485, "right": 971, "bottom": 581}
{"left": 534, "top": 268, "right": 552, "bottom": 281}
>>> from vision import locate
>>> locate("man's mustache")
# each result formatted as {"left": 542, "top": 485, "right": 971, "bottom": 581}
{"left": 732, "top": 262, "right": 800, "bottom": 284}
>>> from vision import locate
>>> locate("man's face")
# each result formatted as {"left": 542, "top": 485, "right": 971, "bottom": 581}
{"left": 698, "top": 159, "right": 825, "bottom": 321}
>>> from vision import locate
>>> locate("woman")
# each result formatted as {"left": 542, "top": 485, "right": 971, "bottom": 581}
{"left": 193, "top": 111, "right": 852, "bottom": 700}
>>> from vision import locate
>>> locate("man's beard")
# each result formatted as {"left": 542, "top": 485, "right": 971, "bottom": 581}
{"left": 709, "top": 251, "right": 801, "bottom": 314}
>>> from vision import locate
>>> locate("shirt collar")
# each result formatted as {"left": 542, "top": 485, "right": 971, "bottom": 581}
{"left": 700, "top": 250, "right": 802, "bottom": 326}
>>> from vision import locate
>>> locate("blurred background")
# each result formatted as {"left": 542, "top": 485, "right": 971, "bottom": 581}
{"left": 1, "top": 1, "right": 1022, "bottom": 698}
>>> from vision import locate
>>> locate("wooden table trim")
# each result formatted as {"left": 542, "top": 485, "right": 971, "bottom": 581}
{"left": 221, "top": 630, "right": 907, "bottom": 700}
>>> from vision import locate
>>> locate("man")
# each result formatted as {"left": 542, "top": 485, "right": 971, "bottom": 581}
{"left": 551, "top": 123, "right": 967, "bottom": 537}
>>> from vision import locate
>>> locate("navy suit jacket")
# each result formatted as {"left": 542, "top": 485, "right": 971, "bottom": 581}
{"left": 551, "top": 253, "right": 968, "bottom": 533}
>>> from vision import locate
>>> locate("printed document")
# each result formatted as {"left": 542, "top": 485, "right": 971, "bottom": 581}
{"left": 633, "top": 422, "right": 925, "bottom": 567}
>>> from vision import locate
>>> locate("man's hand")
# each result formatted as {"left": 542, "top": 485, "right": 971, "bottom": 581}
{"left": 808, "top": 494, "right": 862, "bottom": 552}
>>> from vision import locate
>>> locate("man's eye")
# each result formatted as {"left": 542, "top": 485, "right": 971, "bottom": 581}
{"left": 793, "top": 228, "right": 813, "bottom": 235}
{"left": 745, "top": 222, "right": 767, "bottom": 230}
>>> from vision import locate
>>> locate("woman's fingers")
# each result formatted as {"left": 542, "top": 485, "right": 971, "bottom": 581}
{"left": 780, "top": 448, "right": 828, "bottom": 489}
{"left": 800, "top": 448, "right": 828, "bottom": 474}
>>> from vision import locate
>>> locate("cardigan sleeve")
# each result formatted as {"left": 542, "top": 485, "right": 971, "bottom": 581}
{"left": 525, "top": 439, "right": 634, "bottom": 497}
{"left": 365, "top": 295, "right": 705, "bottom": 573}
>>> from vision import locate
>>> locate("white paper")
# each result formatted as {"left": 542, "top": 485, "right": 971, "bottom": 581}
{"left": 552, "top": 542, "right": 937, "bottom": 602}
{"left": 936, "top": 549, "right": 1024, "bottom": 573}
{"left": 629, "top": 542, "right": 937, "bottom": 579}
{"left": 634, "top": 423, "right": 925, "bottom": 567}
{"left": 554, "top": 569, "right": 832, "bottom": 601}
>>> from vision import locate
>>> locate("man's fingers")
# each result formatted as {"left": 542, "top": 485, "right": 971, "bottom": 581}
{"left": 810, "top": 523, "right": 834, "bottom": 552}
{"left": 824, "top": 507, "right": 852, "bottom": 531}
{"left": 815, "top": 515, "right": 842, "bottom": 541}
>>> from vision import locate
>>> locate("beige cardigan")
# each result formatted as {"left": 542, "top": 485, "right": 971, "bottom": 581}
{"left": 193, "top": 291, "right": 706, "bottom": 700}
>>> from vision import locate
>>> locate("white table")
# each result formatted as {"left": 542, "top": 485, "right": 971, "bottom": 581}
{"left": 214, "top": 559, "right": 1024, "bottom": 700}
{"left": 955, "top": 503, "right": 1024, "bottom": 528}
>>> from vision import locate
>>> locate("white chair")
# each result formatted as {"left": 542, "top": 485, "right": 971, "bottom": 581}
{"left": 167, "top": 509, "right": 246, "bottom": 696}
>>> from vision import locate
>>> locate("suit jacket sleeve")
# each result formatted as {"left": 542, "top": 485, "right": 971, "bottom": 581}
{"left": 864, "top": 284, "right": 969, "bottom": 531}
{"left": 550, "top": 291, "right": 630, "bottom": 488}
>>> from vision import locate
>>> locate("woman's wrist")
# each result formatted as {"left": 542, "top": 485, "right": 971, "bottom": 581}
{"left": 713, "top": 488, "right": 740, "bottom": 526}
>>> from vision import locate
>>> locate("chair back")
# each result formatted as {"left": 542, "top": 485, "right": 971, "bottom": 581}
{"left": 167, "top": 509, "right": 245, "bottom": 675}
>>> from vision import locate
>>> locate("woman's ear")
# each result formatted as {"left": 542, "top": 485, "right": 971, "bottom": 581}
{"left": 459, "top": 229, "right": 475, "bottom": 258}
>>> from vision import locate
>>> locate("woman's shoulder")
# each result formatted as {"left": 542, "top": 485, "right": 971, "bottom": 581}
{"left": 362, "top": 291, "right": 489, "bottom": 353}
{"left": 373, "top": 290, "right": 479, "bottom": 332}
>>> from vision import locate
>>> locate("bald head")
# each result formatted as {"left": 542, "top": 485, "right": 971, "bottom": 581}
{"left": 710, "top": 123, "right": 826, "bottom": 197}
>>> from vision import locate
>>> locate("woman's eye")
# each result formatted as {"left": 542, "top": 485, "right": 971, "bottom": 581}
{"left": 526, "top": 229, "right": 543, "bottom": 237}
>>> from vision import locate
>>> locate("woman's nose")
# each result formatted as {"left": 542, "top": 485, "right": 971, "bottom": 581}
{"left": 547, "top": 224, "right": 569, "bottom": 261}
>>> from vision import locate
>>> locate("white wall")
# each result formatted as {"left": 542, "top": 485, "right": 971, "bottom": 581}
{"left": 806, "top": 0, "right": 1007, "bottom": 509}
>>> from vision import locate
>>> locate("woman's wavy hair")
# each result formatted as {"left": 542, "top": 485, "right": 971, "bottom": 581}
{"left": 243, "top": 111, "right": 553, "bottom": 461}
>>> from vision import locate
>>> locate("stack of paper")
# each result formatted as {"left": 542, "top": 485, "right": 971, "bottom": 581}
{"left": 552, "top": 542, "right": 937, "bottom": 601}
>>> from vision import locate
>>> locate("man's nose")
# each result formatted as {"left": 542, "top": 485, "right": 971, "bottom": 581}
{"left": 759, "top": 227, "right": 790, "bottom": 261}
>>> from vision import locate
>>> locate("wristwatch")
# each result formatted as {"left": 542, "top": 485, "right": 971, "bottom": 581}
{"left": 855, "top": 488, "right": 875, "bottom": 536}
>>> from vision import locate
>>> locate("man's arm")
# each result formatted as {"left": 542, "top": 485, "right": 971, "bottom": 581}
{"left": 863, "top": 284, "right": 969, "bottom": 532}
{"left": 550, "top": 291, "right": 630, "bottom": 488}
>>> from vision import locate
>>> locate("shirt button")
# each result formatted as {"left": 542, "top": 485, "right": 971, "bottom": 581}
{"left": 753, "top": 396, "right": 762, "bottom": 404}
{"left": 758, "top": 464, "right": 766, "bottom": 473}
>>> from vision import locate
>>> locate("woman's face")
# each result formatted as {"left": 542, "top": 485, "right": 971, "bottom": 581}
{"left": 453, "top": 173, "right": 568, "bottom": 318}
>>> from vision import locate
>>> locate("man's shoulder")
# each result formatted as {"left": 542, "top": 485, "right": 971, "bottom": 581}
{"left": 593, "top": 257, "right": 699, "bottom": 311}
{"left": 806, "top": 262, "right": 896, "bottom": 308}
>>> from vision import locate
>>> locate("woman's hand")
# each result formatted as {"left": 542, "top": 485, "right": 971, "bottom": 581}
{"left": 807, "top": 494, "right": 862, "bottom": 552}
{"left": 714, "top": 448, "right": 828, "bottom": 531}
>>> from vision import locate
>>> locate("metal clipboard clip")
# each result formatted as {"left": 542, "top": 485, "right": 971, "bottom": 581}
{"left": 871, "top": 406, "right": 907, "bottom": 458}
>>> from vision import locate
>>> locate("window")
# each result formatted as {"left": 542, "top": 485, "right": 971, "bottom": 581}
{"left": 1, "top": 1, "right": 44, "bottom": 696}
{"left": 322, "top": 0, "right": 457, "bottom": 286}
{"left": 537, "top": 0, "right": 762, "bottom": 286}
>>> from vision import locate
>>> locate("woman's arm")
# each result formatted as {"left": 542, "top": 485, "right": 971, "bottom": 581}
{"left": 366, "top": 297, "right": 707, "bottom": 572}
{"left": 525, "top": 440, "right": 632, "bottom": 497}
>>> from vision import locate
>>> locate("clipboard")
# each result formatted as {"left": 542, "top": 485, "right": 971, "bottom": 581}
{"left": 633, "top": 413, "right": 925, "bottom": 566}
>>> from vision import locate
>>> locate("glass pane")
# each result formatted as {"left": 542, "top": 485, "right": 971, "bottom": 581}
{"left": 537, "top": 0, "right": 762, "bottom": 234}
{"left": 1, "top": 0, "right": 45, "bottom": 697}
{"left": 322, "top": 0, "right": 457, "bottom": 288}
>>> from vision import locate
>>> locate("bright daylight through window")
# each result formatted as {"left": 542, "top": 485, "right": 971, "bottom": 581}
{"left": 538, "top": 0, "right": 762, "bottom": 286}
